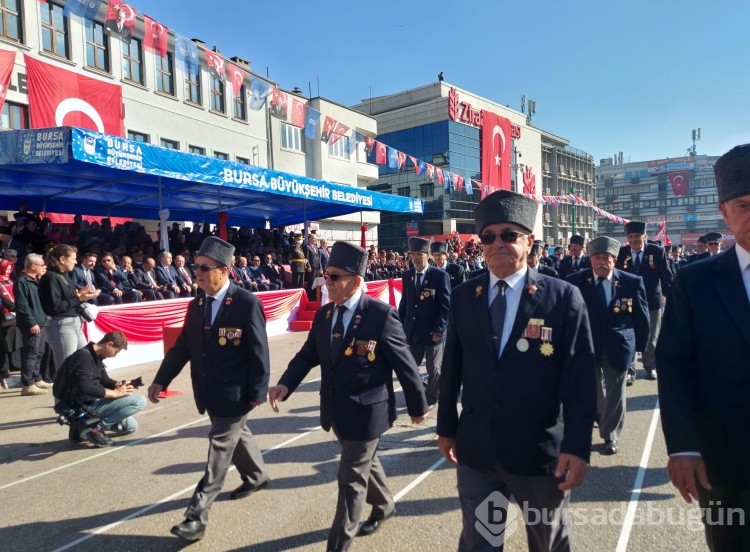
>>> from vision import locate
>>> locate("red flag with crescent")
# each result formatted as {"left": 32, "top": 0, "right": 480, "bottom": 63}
{"left": 481, "top": 111, "right": 512, "bottom": 191}
{"left": 375, "top": 141, "right": 387, "bottom": 164}
{"left": 143, "top": 14, "right": 168, "bottom": 56}
{"left": 225, "top": 62, "right": 246, "bottom": 96}
{"left": 291, "top": 98, "right": 306, "bottom": 128}
{"left": 668, "top": 171, "right": 688, "bottom": 196}
{"left": 329, "top": 121, "right": 350, "bottom": 146}
{"left": 0, "top": 49, "right": 15, "bottom": 115}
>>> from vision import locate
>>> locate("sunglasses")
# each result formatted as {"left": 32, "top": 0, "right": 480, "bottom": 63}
{"left": 479, "top": 230, "right": 528, "bottom": 245}
{"left": 324, "top": 273, "right": 356, "bottom": 282}
{"left": 197, "top": 264, "right": 221, "bottom": 272}
{"left": 707, "top": 241, "right": 720, "bottom": 246}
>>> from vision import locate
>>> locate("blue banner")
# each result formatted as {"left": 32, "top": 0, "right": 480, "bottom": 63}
{"left": 63, "top": 0, "right": 104, "bottom": 21}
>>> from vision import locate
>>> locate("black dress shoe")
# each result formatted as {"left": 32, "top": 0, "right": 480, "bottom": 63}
{"left": 603, "top": 440, "right": 619, "bottom": 455}
{"left": 645, "top": 369, "right": 657, "bottom": 380}
{"left": 230, "top": 477, "right": 270, "bottom": 500}
{"left": 626, "top": 374, "right": 635, "bottom": 386}
{"left": 357, "top": 508, "right": 395, "bottom": 537}
{"left": 170, "top": 519, "right": 206, "bottom": 541}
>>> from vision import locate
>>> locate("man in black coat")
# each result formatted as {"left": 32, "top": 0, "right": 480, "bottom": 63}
{"left": 686, "top": 234, "right": 710, "bottom": 264}
{"left": 148, "top": 237, "right": 271, "bottom": 542}
{"left": 304, "top": 233, "right": 322, "bottom": 298}
{"left": 557, "top": 234, "right": 591, "bottom": 280}
{"left": 568, "top": 236, "right": 650, "bottom": 455}
{"left": 616, "top": 220, "right": 673, "bottom": 382}
{"left": 438, "top": 190, "right": 596, "bottom": 552}
{"left": 398, "top": 237, "right": 451, "bottom": 407}
{"left": 269, "top": 242, "right": 427, "bottom": 552}
{"left": 656, "top": 144, "right": 750, "bottom": 551}
{"left": 430, "top": 241, "right": 466, "bottom": 289}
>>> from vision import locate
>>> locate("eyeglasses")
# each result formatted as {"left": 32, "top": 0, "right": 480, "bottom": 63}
{"left": 197, "top": 264, "right": 221, "bottom": 272}
{"left": 707, "top": 241, "right": 720, "bottom": 246}
{"left": 324, "top": 273, "right": 356, "bottom": 282}
{"left": 479, "top": 230, "right": 528, "bottom": 245}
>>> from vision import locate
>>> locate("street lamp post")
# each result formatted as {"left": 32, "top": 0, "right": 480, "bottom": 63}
{"left": 571, "top": 187, "right": 580, "bottom": 235}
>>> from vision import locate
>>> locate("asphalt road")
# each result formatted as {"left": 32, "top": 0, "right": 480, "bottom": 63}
{"left": 0, "top": 331, "right": 709, "bottom": 551}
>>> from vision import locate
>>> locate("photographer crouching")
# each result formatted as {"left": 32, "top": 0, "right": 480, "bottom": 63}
{"left": 54, "top": 331, "right": 146, "bottom": 447}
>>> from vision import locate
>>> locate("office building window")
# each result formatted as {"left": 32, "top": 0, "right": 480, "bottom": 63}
{"left": 233, "top": 84, "right": 247, "bottom": 121}
{"left": 155, "top": 53, "right": 174, "bottom": 96}
{"left": 420, "top": 182, "right": 434, "bottom": 198}
{"left": 160, "top": 138, "right": 178, "bottom": 150}
{"left": 184, "top": 67, "right": 201, "bottom": 105}
{"left": 397, "top": 186, "right": 410, "bottom": 197}
{"left": 84, "top": 21, "right": 109, "bottom": 72}
{"left": 328, "top": 137, "right": 349, "bottom": 160}
{"left": 122, "top": 37, "right": 143, "bottom": 85}
{"left": 127, "top": 131, "right": 149, "bottom": 143}
{"left": 280, "top": 122, "right": 303, "bottom": 152}
{"left": 0, "top": 101, "right": 28, "bottom": 129}
{"left": 189, "top": 145, "right": 205, "bottom": 155}
{"left": 41, "top": 1, "right": 68, "bottom": 58}
{"left": 0, "top": 0, "right": 22, "bottom": 42}
{"left": 236, "top": 156, "right": 250, "bottom": 165}
{"left": 209, "top": 74, "right": 225, "bottom": 113}
{"left": 214, "top": 151, "right": 229, "bottom": 160}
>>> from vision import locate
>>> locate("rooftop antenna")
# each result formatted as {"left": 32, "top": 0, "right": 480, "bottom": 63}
{"left": 688, "top": 128, "right": 701, "bottom": 156}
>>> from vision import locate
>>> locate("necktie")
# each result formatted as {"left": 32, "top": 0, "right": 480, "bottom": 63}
{"left": 490, "top": 281, "right": 507, "bottom": 357}
{"left": 204, "top": 296, "right": 215, "bottom": 332}
{"left": 86, "top": 269, "right": 92, "bottom": 285}
{"left": 573, "top": 257, "right": 579, "bottom": 270}
{"left": 633, "top": 252, "right": 641, "bottom": 271}
{"left": 181, "top": 268, "right": 191, "bottom": 285}
{"left": 330, "top": 305, "right": 347, "bottom": 360}
{"left": 416, "top": 273, "right": 423, "bottom": 293}
{"left": 597, "top": 277, "right": 608, "bottom": 311}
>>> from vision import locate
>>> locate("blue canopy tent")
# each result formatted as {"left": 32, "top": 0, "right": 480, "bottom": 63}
{"left": 0, "top": 127, "right": 423, "bottom": 227}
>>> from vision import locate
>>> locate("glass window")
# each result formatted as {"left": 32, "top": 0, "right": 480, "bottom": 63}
{"left": 1, "top": 0, "right": 22, "bottom": 42}
{"left": 189, "top": 145, "right": 205, "bottom": 155}
{"left": 85, "top": 20, "right": 109, "bottom": 71}
{"left": 280, "top": 122, "right": 303, "bottom": 152}
{"left": 233, "top": 84, "right": 247, "bottom": 121}
{"left": 236, "top": 157, "right": 250, "bottom": 165}
{"left": 397, "top": 186, "right": 410, "bottom": 197}
{"left": 214, "top": 151, "right": 229, "bottom": 160}
{"left": 41, "top": 1, "right": 68, "bottom": 58}
{"left": 185, "top": 67, "right": 201, "bottom": 105}
{"left": 419, "top": 182, "right": 434, "bottom": 198}
{"left": 155, "top": 53, "right": 174, "bottom": 96}
{"left": 122, "top": 37, "right": 143, "bottom": 85}
{"left": 328, "top": 137, "right": 349, "bottom": 160}
{"left": 160, "top": 138, "right": 179, "bottom": 150}
{"left": 127, "top": 131, "right": 149, "bottom": 143}
{"left": 0, "top": 101, "right": 28, "bottom": 129}
{"left": 209, "top": 74, "right": 225, "bottom": 113}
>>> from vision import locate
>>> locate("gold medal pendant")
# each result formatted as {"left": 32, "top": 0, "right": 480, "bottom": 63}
{"left": 367, "top": 351, "right": 375, "bottom": 361}
{"left": 344, "top": 346, "right": 353, "bottom": 357}
{"left": 233, "top": 338, "right": 240, "bottom": 346}
{"left": 218, "top": 336, "right": 227, "bottom": 346}
{"left": 540, "top": 342, "right": 554, "bottom": 357}
{"left": 516, "top": 338, "right": 529, "bottom": 352}
{"left": 614, "top": 307, "right": 621, "bottom": 313}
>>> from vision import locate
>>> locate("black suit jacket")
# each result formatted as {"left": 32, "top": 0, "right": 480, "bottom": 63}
{"left": 444, "top": 262, "right": 466, "bottom": 289}
{"left": 279, "top": 293, "right": 427, "bottom": 441}
{"left": 437, "top": 270, "right": 596, "bottom": 476}
{"left": 398, "top": 266, "right": 451, "bottom": 345}
{"left": 656, "top": 246, "right": 750, "bottom": 489}
{"left": 616, "top": 244, "right": 673, "bottom": 310}
{"left": 557, "top": 255, "right": 591, "bottom": 280}
{"left": 154, "top": 264, "right": 179, "bottom": 288}
{"left": 153, "top": 282, "right": 271, "bottom": 418}
{"left": 567, "top": 269, "right": 650, "bottom": 372}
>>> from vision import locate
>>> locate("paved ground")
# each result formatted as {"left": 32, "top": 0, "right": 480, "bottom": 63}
{"left": 0, "top": 331, "right": 709, "bottom": 551}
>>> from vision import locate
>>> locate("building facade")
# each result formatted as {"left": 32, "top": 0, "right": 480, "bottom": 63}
{"left": 595, "top": 154, "right": 728, "bottom": 249}
{"left": 352, "top": 82, "right": 596, "bottom": 251}
{"left": 0, "top": 0, "right": 379, "bottom": 244}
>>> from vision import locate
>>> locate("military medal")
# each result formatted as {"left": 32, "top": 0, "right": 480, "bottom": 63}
{"left": 627, "top": 298, "right": 633, "bottom": 313}
{"left": 366, "top": 340, "right": 377, "bottom": 361}
{"left": 522, "top": 318, "right": 543, "bottom": 339}
{"left": 614, "top": 300, "right": 621, "bottom": 314}
{"left": 218, "top": 337, "right": 227, "bottom": 346}
{"left": 423, "top": 289, "right": 432, "bottom": 298}
{"left": 420, "top": 293, "right": 425, "bottom": 301}
{"left": 540, "top": 326, "right": 554, "bottom": 357}
{"left": 233, "top": 338, "right": 240, "bottom": 346}
{"left": 648, "top": 255, "right": 655, "bottom": 269}
{"left": 516, "top": 338, "right": 529, "bottom": 352}
{"left": 344, "top": 346, "right": 353, "bottom": 357}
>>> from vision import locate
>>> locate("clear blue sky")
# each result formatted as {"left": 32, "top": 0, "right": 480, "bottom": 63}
{"left": 134, "top": 0, "right": 750, "bottom": 164}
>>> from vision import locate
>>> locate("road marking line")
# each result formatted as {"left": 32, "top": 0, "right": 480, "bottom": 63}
{"left": 394, "top": 456, "right": 446, "bottom": 502}
{"left": 615, "top": 399, "right": 661, "bottom": 552}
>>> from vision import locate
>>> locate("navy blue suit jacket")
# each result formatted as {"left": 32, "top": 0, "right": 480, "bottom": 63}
{"left": 567, "top": 269, "right": 650, "bottom": 372}
{"left": 398, "top": 266, "right": 451, "bottom": 346}
{"left": 438, "top": 270, "right": 597, "bottom": 475}
{"left": 656, "top": 246, "right": 750, "bottom": 489}
{"left": 279, "top": 293, "right": 427, "bottom": 441}
{"left": 557, "top": 255, "right": 591, "bottom": 280}
{"left": 616, "top": 243, "right": 673, "bottom": 310}
{"left": 154, "top": 264, "right": 179, "bottom": 287}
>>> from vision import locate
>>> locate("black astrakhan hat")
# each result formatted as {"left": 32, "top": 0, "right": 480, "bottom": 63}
{"left": 697, "top": 235, "right": 708, "bottom": 244}
{"left": 430, "top": 242, "right": 448, "bottom": 254}
{"left": 587, "top": 236, "right": 621, "bottom": 257}
{"left": 529, "top": 243, "right": 541, "bottom": 256}
{"left": 328, "top": 242, "right": 367, "bottom": 276}
{"left": 624, "top": 221, "right": 646, "bottom": 234}
{"left": 408, "top": 237, "right": 430, "bottom": 253}
{"left": 197, "top": 236, "right": 235, "bottom": 267}
{"left": 704, "top": 232, "right": 723, "bottom": 242}
{"left": 569, "top": 235, "right": 585, "bottom": 247}
{"left": 714, "top": 144, "right": 750, "bottom": 203}
{"left": 474, "top": 190, "right": 537, "bottom": 234}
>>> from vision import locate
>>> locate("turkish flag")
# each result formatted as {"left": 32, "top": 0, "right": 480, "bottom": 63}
{"left": 225, "top": 62, "right": 246, "bottom": 96}
{"left": 143, "top": 15, "right": 168, "bottom": 56}
{"left": 375, "top": 141, "right": 387, "bottom": 164}
{"left": 481, "top": 110, "right": 512, "bottom": 191}
{"left": 364, "top": 136, "right": 375, "bottom": 155}
{"left": 203, "top": 48, "right": 226, "bottom": 82}
{"left": 105, "top": 2, "right": 137, "bottom": 43}
{"left": 668, "top": 171, "right": 688, "bottom": 196}
{"left": 270, "top": 88, "right": 288, "bottom": 120}
{"left": 397, "top": 150, "right": 406, "bottom": 171}
{"left": 329, "top": 121, "right": 350, "bottom": 146}
{"left": 427, "top": 163, "right": 435, "bottom": 180}
{"left": 24, "top": 54, "right": 123, "bottom": 136}
{"left": 291, "top": 98, "right": 306, "bottom": 128}
{"left": 0, "top": 49, "right": 15, "bottom": 114}
{"left": 321, "top": 116, "right": 336, "bottom": 143}
{"left": 436, "top": 168, "right": 445, "bottom": 186}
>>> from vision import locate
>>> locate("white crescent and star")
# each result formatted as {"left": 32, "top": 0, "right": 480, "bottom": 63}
{"left": 492, "top": 125, "right": 506, "bottom": 166}
{"left": 122, "top": 4, "right": 136, "bottom": 23}
{"left": 55, "top": 98, "right": 105, "bottom": 133}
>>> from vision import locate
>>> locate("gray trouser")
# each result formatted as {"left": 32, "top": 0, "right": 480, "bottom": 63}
{"left": 597, "top": 356, "right": 627, "bottom": 443}
{"left": 456, "top": 462, "right": 572, "bottom": 552}
{"left": 641, "top": 307, "right": 662, "bottom": 371}
{"left": 47, "top": 316, "right": 86, "bottom": 371}
{"left": 408, "top": 341, "right": 444, "bottom": 405}
{"left": 327, "top": 426, "right": 393, "bottom": 552}
{"left": 185, "top": 413, "right": 268, "bottom": 524}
